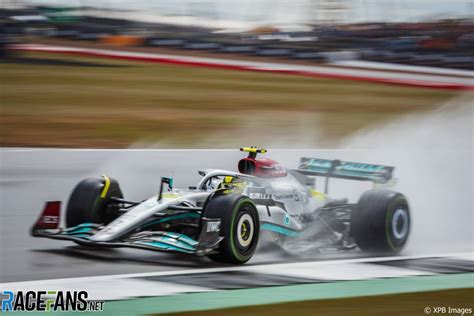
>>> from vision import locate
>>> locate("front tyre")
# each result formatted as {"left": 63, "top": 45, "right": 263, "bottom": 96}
{"left": 351, "top": 189, "right": 410, "bottom": 253}
{"left": 66, "top": 176, "right": 123, "bottom": 228}
{"left": 203, "top": 194, "right": 260, "bottom": 264}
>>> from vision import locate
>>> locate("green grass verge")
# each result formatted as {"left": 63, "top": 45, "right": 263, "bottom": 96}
{"left": 7, "top": 274, "right": 473, "bottom": 315}
{"left": 159, "top": 288, "right": 474, "bottom": 316}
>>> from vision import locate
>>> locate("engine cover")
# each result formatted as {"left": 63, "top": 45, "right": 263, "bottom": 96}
{"left": 238, "top": 158, "right": 287, "bottom": 178}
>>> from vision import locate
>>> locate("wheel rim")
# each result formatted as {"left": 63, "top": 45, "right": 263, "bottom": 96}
{"left": 237, "top": 213, "right": 254, "bottom": 248}
{"left": 392, "top": 208, "right": 409, "bottom": 241}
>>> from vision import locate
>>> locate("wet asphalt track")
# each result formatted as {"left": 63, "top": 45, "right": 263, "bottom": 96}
{"left": 0, "top": 148, "right": 472, "bottom": 282}
{"left": 0, "top": 149, "right": 359, "bottom": 282}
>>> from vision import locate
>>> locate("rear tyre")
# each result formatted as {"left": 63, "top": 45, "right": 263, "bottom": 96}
{"left": 203, "top": 194, "right": 260, "bottom": 264}
{"left": 66, "top": 177, "right": 123, "bottom": 228}
{"left": 351, "top": 189, "right": 410, "bottom": 253}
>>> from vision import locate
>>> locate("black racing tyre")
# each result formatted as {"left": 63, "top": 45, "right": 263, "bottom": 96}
{"left": 66, "top": 177, "right": 123, "bottom": 228}
{"left": 351, "top": 189, "right": 410, "bottom": 253}
{"left": 203, "top": 194, "right": 260, "bottom": 264}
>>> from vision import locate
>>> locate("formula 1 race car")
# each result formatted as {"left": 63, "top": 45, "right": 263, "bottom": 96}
{"left": 31, "top": 147, "right": 410, "bottom": 264}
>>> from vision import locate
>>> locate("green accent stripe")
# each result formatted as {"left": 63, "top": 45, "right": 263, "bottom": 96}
{"left": 62, "top": 223, "right": 96, "bottom": 232}
{"left": 101, "top": 273, "right": 474, "bottom": 315}
{"left": 63, "top": 227, "right": 93, "bottom": 234}
{"left": 163, "top": 232, "right": 198, "bottom": 246}
{"left": 135, "top": 241, "right": 194, "bottom": 253}
{"left": 144, "top": 212, "right": 200, "bottom": 227}
{"left": 64, "top": 233, "right": 90, "bottom": 238}
{"left": 261, "top": 223, "right": 301, "bottom": 237}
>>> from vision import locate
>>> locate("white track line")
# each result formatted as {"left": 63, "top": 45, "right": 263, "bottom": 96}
{"left": 10, "top": 43, "right": 474, "bottom": 87}
{"left": 1, "top": 252, "right": 471, "bottom": 287}
{"left": 0, "top": 279, "right": 214, "bottom": 301}
{"left": 250, "top": 262, "right": 434, "bottom": 281}
{"left": 331, "top": 60, "right": 474, "bottom": 78}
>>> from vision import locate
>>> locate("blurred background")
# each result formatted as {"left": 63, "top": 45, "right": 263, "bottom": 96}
{"left": 1, "top": 2, "right": 473, "bottom": 315}
{"left": 1, "top": 0, "right": 472, "bottom": 148}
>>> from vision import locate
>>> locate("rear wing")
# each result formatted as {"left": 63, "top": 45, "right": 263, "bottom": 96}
{"left": 298, "top": 157, "right": 394, "bottom": 192}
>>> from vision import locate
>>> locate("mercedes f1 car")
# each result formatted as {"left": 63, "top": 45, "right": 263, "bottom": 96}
{"left": 31, "top": 147, "right": 410, "bottom": 264}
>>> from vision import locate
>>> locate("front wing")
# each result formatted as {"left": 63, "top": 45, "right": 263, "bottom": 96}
{"left": 31, "top": 202, "right": 223, "bottom": 256}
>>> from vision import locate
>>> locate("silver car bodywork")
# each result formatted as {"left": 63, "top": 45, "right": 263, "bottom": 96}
{"left": 31, "top": 155, "right": 394, "bottom": 256}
